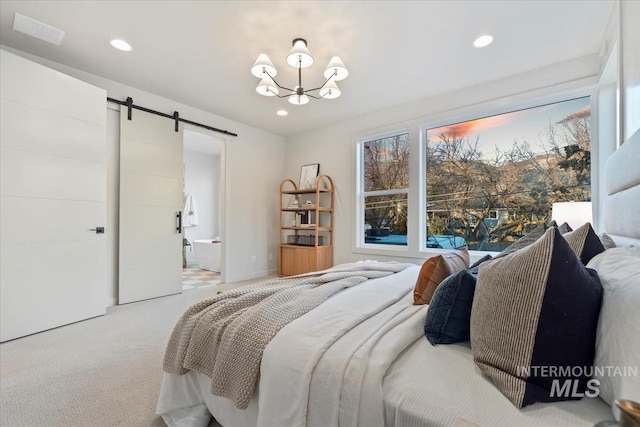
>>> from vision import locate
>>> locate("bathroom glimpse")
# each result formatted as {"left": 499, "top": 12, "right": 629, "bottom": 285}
{"left": 182, "top": 130, "right": 222, "bottom": 289}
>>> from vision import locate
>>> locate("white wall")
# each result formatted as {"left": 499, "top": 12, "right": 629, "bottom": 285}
{"left": 183, "top": 150, "right": 220, "bottom": 267}
{"left": 224, "top": 134, "right": 283, "bottom": 281}
{"left": 283, "top": 55, "right": 602, "bottom": 266}
{"left": 2, "top": 45, "right": 284, "bottom": 302}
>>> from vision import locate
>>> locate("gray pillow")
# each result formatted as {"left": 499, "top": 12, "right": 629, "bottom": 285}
{"left": 599, "top": 232, "right": 617, "bottom": 249}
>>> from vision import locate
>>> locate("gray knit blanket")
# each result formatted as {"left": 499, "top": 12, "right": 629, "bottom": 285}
{"left": 163, "top": 261, "right": 414, "bottom": 409}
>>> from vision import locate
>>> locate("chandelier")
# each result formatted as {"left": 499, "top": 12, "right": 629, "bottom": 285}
{"left": 250, "top": 38, "right": 348, "bottom": 105}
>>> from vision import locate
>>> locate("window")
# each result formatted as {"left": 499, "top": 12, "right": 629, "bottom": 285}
{"left": 425, "top": 96, "right": 591, "bottom": 252}
{"left": 360, "top": 132, "right": 409, "bottom": 246}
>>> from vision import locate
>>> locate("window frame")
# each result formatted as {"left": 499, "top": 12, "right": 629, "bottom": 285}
{"left": 418, "top": 88, "right": 597, "bottom": 255}
{"left": 355, "top": 128, "right": 411, "bottom": 254}
{"left": 353, "top": 84, "right": 598, "bottom": 260}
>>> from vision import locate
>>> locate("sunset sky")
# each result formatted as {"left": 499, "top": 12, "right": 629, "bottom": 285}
{"left": 426, "top": 97, "right": 591, "bottom": 159}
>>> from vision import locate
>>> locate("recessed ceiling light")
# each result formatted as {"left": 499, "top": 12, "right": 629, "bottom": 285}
{"left": 473, "top": 34, "right": 494, "bottom": 48}
{"left": 277, "top": 110, "right": 288, "bottom": 116}
{"left": 110, "top": 39, "right": 132, "bottom": 52}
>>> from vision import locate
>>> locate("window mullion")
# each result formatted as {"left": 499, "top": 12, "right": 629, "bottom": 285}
{"left": 362, "top": 188, "right": 408, "bottom": 197}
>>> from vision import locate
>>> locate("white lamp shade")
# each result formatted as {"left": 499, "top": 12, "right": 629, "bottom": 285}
{"left": 323, "top": 56, "right": 348, "bottom": 81}
{"left": 256, "top": 77, "right": 279, "bottom": 96}
{"left": 551, "top": 201, "right": 592, "bottom": 229}
{"left": 251, "top": 54, "right": 277, "bottom": 78}
{"left": 286, "top": 39, "right": 313, "bottom": 68}
{"left": 288, "top": 92, "right": 309, "bottom": 105}
{"left": 319, "top": 80, "right": 341, "bottom": 99}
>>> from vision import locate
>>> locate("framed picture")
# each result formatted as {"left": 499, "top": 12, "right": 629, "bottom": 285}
{"left": 299, "top": 163, "right": 320, "bottom": 189}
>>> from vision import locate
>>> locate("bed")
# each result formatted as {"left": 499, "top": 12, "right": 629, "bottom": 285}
{"left": 157, "top": 129, "right": 640, "bottom": 427}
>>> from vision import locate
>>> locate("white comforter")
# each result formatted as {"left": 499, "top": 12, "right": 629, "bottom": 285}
{"left": 159, "top": 264, "right": 612, "bottom": 427}
{"left": 258, "top": 266, "right": 423, "bottom": 427}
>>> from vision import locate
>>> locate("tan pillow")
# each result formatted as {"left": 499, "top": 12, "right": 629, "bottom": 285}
{"left": 413, "top": 247, "right": 469, "bottom": 305}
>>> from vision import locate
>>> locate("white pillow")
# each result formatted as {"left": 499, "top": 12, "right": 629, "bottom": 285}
{"left": 587, "top": 247, "right": 640, "bottom": 406}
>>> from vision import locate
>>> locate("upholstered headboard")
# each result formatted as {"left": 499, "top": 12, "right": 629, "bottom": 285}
{"left": 603, "top": 129, "right": 640, "bottom": 246}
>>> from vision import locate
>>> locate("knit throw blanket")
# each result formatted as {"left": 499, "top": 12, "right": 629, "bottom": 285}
{"left": 163, "top": 261, "right": 414, "bottom": 409}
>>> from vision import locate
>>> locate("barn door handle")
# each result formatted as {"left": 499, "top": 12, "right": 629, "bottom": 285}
{"left": 176, "top": 212, "right": 182, "bottom": 233}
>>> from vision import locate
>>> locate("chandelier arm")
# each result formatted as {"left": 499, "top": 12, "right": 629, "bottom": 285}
{"left": 305, "top": 93, "right": 322, "bottom": 99}
{"left": 305, "top": 70, "right": 338, "bottom": 93}
{"left": 263, "top": 70, "right": 295, "bottom": 92}
{"left": 266, "top": 90, "right": 295, "bottom": 99}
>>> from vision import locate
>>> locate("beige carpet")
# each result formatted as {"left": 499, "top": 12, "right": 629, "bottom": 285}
{"left": 0, "top": 278, "right": 269, "bottom": 427}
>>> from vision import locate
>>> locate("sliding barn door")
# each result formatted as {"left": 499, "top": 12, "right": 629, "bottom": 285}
{"left": 118, "top": 108, "right": 183, "bottom": 304}
{"left": 0, "top": 50, "right": 107, "bottom": 342}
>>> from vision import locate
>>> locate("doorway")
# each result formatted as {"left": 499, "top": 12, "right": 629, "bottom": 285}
{"left": 182, "top": 129, "right": 225, "bottom": 290}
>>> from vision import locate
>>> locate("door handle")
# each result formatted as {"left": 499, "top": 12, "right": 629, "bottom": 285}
{"left": 90, "top": 227, "right": 105, "bottom": 234}
{"left": 176, "top": 212, "right": 182, "bottom": 233}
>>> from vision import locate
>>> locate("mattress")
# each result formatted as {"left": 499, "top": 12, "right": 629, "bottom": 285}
{"left": 158, "top": 265, "right": 612, "bottom": 426}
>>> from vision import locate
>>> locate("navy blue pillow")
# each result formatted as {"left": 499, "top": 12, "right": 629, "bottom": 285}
{"left": 563, "top": 223, "right": 605, "bottom": 265}
{"left": 424, "top": 270, "right": 477, "bottom": 345}
{"left": 424, "top": 255, "right": 491, "bottom": 345}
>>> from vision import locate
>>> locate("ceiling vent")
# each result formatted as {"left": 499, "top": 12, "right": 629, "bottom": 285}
{"left": 12, "top": 13, "right": 65, "bottom": 46}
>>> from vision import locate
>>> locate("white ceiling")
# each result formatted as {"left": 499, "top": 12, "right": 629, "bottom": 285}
{"left": 0, "top": 1, "right": 613, "bottom": 137}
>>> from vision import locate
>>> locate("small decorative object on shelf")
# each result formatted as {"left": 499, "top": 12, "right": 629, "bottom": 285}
{"left": 279, "top": 174, "right": 334, "bottom": 276}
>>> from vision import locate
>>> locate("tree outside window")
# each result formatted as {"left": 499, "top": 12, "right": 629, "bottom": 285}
{"left": 425, "top": 97, "right": 591, "bottom": 251}
{"left": 362, "top": 133, "right": 409, "bottom": 246}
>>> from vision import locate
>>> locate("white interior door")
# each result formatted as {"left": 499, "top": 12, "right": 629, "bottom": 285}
{"left": 118, "top": 108, "right": 183, "bottom": 304}
{"left": 0, "top": 50, "right": 107, "bottom": 342}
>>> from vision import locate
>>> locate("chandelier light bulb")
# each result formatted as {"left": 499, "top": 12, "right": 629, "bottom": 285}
{"left": 319, "top": 80, "right": 341, "bottom": 99}
{"left": 323, "top": 56, "right": 348, "bottom": 81}
{"left": 286, "top": 38, "right": 314, "bottom": 68}
{"left": 256, "top": 77, "right": 279, "bottom": 96}
{"left": 251, "top": 54, "right": 277, "bottom": 78}
{"left": 289, "top": 91, "right": 310, "bottom": 105}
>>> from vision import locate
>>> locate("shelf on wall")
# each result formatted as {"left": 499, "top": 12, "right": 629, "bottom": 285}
{"left": 280, "top": 243, "right": 330, "bottom": 248}
{"left": 282, "top": 207, "right": 332, "bottom": 212}
{"left": 279, "top": 174, "right": 334, "bottom": 276}
{"left": 282, "top": 187, "right": 332, "bottom": 195}
{"left": 281, "top": 226, "right": 332, "bottom": 231}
